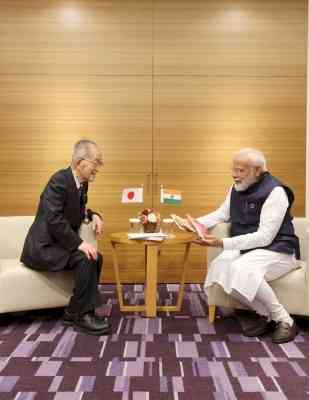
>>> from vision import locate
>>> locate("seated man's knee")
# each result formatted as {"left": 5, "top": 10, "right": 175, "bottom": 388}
{"left": 230, "top": 257, "right": 246, "bottom": 271}
{"left": 79, "top": 253, "right": 99, "bottom": 269}
{"left": 96, "top": 252, "right": 103, "bottom": 277}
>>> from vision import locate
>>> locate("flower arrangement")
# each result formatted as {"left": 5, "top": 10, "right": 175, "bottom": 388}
{"left": 139, "top": 208, "right": 161, "bottom": 233}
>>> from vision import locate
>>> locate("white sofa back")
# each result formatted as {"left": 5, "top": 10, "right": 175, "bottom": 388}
{"left": 0, "top": 216, "right": 98, "bottom": 260}
{"left": 0, "top": 216, "right": 35, "bottom": 258}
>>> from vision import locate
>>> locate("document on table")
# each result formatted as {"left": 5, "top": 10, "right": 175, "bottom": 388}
{"left": 127, "top": 232, "right": 168, "bottom": 241}
{"left": 171, "top": 213, "right": 208, "bottom": 241}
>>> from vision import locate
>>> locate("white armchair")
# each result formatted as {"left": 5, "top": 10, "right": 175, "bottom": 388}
{"left": 206, "top": 217, "right": 309, "bottom": 323}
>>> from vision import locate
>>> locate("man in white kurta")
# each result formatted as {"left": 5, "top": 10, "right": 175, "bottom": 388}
{"left": 195, "top": 148, "right": 299, "bottom": 344}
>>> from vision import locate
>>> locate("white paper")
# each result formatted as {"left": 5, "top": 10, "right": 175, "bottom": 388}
{"left": 127, "top": 232, "right": 168, "bottom": 241}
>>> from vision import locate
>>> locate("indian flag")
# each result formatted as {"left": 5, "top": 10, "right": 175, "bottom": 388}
{"left": 161, "top": 188, "right": 182, "bottom": 205}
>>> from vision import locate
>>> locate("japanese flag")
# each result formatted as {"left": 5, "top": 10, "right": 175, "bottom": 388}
{"left": 121, "top": 187, "right": 143, "bottom": 203}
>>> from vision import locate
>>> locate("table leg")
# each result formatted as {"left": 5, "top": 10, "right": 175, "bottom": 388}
{"left": 110, "top": 241, "right": 148, "bottom": 314}
{"left": 175, "top": 242, "right": 191, "bottom": 310}
{"left": 110, "top": 242, "right": 124, "bottom": 310}
{"left": 145, "top": 245, "right": 158, "bottom": 317}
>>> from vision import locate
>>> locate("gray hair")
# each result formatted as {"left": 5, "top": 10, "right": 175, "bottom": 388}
{"left": 233, "top": 148, "right": 267, "bottom": 171}
{"left": 72, "top": 139, "right": 99, "bottom": 163}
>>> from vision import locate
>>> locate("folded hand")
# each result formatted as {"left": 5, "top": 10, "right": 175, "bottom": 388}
{"left": 78, "top": 242, "right": 98, "bottom": 260}
{"left": 194, "top": 235, "right": 223, "bottom": 248}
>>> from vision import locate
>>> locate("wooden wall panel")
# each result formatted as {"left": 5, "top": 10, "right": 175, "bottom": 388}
{"left": 0, "top": 0, "right": 152, "bottom": 75}
{"left": 0, "top": 75, "right": 153, "bottom": 174}
{"left": 154, "top": 0, "right": 306, "bottom": 76}
{"left": 154, "top": 76, "right": 306, "bottom": 216}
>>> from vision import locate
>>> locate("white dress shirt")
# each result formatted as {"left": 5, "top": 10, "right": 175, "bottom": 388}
{"left": 71, "top": 167, "right": 81, "bottom": 190}
{"left": 197, "top": 185, "right": 289, "bottom": 252}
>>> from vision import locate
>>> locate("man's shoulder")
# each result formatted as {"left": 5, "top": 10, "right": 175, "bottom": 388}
{"left": 44, "top": 168, "right": 74, "bottom": 193}
{"left": 267, "top": 186, "right": 290, "bottom": 205}
{"left": 263, "top": 175, "right": 292, "bottom": 199}
{"left": 49, "top": 167, "right": 72, "bottom": 183}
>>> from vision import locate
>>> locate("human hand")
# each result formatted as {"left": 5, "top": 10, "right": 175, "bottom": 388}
{"left": 170, "top": 214, "right": 192, "bottom": 232}
{"left": 78, "top": 241, "right": 98, "bottom": 260}
{"left": 92, "top": 214, "right": 104, "bottom": 235}
{"left": 184, "top": 218, "right": 194, "bottom": 232}
{"left": 193, "top": 235, "right": 223, "bottom": 247}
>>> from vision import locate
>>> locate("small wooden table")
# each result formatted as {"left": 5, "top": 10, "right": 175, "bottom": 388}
{"left": 109, "top": 232, "right": 195, "bottom": 317}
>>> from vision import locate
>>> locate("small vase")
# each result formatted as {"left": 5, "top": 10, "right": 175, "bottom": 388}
{"left": 143, "top": 222, "right": 158, "bottom": 233}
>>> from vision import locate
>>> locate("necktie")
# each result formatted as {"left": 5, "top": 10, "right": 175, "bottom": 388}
{"left": 79, "top": 184, "right": 87, "bottom": 220}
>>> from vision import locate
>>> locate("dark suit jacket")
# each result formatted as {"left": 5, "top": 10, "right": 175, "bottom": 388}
{"left": 21, "top": 167, "right": 90, "bottom": 271}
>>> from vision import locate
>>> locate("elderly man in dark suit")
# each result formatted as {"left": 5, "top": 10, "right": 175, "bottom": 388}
{"left": 21, "top": 139, "right": 111, "bottom": 336}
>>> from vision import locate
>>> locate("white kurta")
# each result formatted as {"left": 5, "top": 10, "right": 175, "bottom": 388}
{"left": 197, "top": 186, "right": 298, "bottom": 303}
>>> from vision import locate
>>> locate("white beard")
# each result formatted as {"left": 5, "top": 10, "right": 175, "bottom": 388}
{"left": 234, "top": 174, "right": 257, "bottom": 192}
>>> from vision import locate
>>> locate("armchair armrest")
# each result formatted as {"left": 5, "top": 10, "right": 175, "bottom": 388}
{"left": 207, "top": 223, "right": 231, "bottom": 265}
{"left": 304, "top": 228, "right": 309, "bottom": 284}
{"left": 78, "top": 221, "right": 98, "bottom": 250}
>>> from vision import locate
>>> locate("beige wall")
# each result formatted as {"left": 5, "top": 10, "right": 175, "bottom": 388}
{"left": 0, "top": 0, "right": 306, "bottom": 282}
{"left": 305, "top": 2, "right": 309, "bottom": 217}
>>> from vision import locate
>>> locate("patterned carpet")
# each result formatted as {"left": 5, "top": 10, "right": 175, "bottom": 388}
{"left": 0, "top": 284, "right": 309, "bottom": 400}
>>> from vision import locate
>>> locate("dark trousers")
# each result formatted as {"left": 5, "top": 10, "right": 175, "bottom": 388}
{"left": 65, "top": 250, "right": 103, "bottom": 315}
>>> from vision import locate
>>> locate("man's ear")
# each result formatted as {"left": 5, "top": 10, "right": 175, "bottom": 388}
{"left": 254, "top": 166, "right": 263, "bottom": 177}
{"left": 74, "top": 159, "right": 83, "bottom": 169}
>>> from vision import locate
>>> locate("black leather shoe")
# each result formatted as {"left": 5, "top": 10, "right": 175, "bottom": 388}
{"left": 74, "top": 312, "right": 111, "bottom": 336}
{"left": 93, "top": 315, "right": 111, "bottom": 331}
{"left": 89, "top": 310, "right": 112, "bottom": 330}
{"left": 62, "top": 309, "right": 77, "bottom": 326}
{"left": 94, "top": 314, "right": 111, "bottom": 330}
{"left": 272, "top": 321, "right": 299, "bottom": 344}
{"left": 243, "top": 317, "right": 276, "bottom": 337}
{"left": 63, "top": 309, "right": 111, "bottom": 328}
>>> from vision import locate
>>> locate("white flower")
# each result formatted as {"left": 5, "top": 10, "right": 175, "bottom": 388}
{"left": 148, "top": 213, "right": 157, "bottom": 223}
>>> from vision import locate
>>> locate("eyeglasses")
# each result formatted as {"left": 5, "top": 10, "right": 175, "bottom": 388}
{"left": 80, "top": 158, "right": 103, "bottom": 169}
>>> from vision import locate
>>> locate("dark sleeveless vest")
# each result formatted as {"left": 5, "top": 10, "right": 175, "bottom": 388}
{"left": 230, "top": 172, "right": 300, "bottom": 258}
